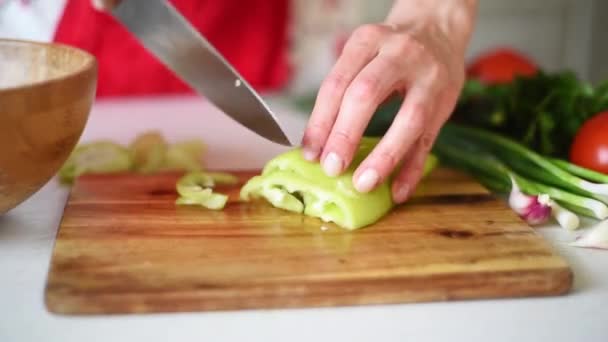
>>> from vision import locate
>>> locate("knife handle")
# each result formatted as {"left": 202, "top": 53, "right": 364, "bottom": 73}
{"left": 92, "top": 0, "right": 121, "bottom": 11}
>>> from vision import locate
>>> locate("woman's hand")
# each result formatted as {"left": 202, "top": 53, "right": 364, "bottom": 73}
{"left": 301, "top": 0, "right": 477, "bottom": 203}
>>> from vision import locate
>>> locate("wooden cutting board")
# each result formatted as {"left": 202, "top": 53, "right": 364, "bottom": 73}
{"left": 45, "top": 168, "right": 573, "bottom": 315}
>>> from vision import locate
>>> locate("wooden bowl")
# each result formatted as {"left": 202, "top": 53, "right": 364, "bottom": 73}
{"left": 0, "top": 39, "right": 97, "bottom": 214}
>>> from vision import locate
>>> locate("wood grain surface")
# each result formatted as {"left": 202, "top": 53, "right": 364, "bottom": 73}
{"left": 45, "top": 168, "right": 573, "bottom": 315}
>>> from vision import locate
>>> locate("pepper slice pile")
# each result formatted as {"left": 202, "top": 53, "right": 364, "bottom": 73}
{"left": 129, "top": 131, "right": 168, "bottom": 174}
{"left": 240, "top": 137, "right": 438, "bottom": 230}
{"left": 58, "top": 141, "right": 133, "bottom": 184}
{"left": 175, "top": 171, "right": 237, "bottom": 210}
{"left": 58, "top": 131, "right": 207, "bottom": 184}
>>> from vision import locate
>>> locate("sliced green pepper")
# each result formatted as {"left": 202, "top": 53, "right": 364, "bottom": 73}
{"left": 130, "top": 131, "right": 168, "bottom": 174}
{"left": 162, "top": 140, "right": 206, "bottom": 172}
{"left": 58, "top": 141, "right": 133, "bottom": 184}
{"left": 241, "top": 137, "right": 437, "bottom": 230}
{"left": 175, "top": 189, "right": 228, "bottom": 210}
{"left": 175, "top": 171, "right": 234, "bottom": 210}
{"left": 204, "top": 172, "right": 239, "bottom": 185}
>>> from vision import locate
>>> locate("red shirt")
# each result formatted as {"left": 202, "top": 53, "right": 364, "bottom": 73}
{"left": 53, "top": 0, "right": 291, "bottom": 97}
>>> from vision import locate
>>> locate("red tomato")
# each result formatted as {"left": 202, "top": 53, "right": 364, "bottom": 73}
{"left": 569, "top": 111, "right": 608, "bottom": 174}
{"left": 467, "top": 48, "right": 538, "bottom": 84}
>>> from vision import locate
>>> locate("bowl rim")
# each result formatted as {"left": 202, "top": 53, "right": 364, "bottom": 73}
{"left": 0, "top": 38, "right": 97, "bottom": 93}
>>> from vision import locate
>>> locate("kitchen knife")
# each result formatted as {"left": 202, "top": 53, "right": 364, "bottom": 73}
{"left": 107, "top": 0, "right": 295, "bottom": 146}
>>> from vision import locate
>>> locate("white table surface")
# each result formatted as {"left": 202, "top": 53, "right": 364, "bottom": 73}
{"left": 1, "top": 96, "right": 607, "bottom": 342}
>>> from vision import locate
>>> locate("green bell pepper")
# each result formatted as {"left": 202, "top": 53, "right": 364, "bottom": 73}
{"left": 175, "top": 171, "right": 238, "bottom": 210}
{"left": 240, "top": 137, "right": 438, "bottom": 230}
{"left": 162, "top": 140, "right": 206, "bottom": 172}
{"left": 130, "top": 131, "right": 168, "bottom": 174}
{"left": 58, "top": 141, "right": 133, "bottom": 184}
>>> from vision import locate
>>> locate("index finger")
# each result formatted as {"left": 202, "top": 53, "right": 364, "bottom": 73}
{"left": 301, "top": 25, "right": 386, "bottom": 161}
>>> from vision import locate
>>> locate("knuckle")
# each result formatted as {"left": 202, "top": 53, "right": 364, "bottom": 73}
{"left": 407, "top": 118, "right": 425, "bottom": 136}
{"left": 402, "top": 156, "right": 426, "bottom": 179}
{"left": 346, "top": 77, "right": 380, "bottom": 102}
{"left": 409, "top": 162, "right": 424, "bottom": 177}
{"left": 374, "top": 149, "right": 400, "bottom": 170}
{"left": 307, "top": 120, "right": 332, "bottom": 136}
{"left": 401, "top": 34, "right": 425, "bottom": 55}
{"left": 414, "top": 153, "right": 430, "bottom": 173}
{"left": 378, "top": 55, "right": 402, "bottom": 73}
{"left": 426, "top": 62, "right": 446, "bottom": 84}
{"left": 401, "top": 105, "right": 427, "bottom": 131}
{"left": 419, "top": 132, "right": 436, "bottom": 151}
{"left": 302, "top": 125, "right": 328, "bottom": 147}
{"left": 321, "top": 72, "right": 348, "bottom": 95}
{"left": 393, "top": 33, "right": 415, "bottom": 54}
{"left": 330, "top": 130, "right": 358, "bottom": 147}
{"left": 352, "top": 24, "right": 386, "bottom": 44}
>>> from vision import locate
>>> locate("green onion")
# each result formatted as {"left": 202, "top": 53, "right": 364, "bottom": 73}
{"left": 547, "top": 200, "right": 580, "bottom": 230}
{"left": 434, "top": 138, "right": 608, "bottom": 220}
{"left": 501, "top": 154, "right": 608, "bottom": 204}
{"left": 518, "top": 177, "right": 608, "bottom": 219}
{"left": 442, "top": 123, "right": 608, "bottom": 198}
{"left": 554, "top": 200, "right": 598, "bottom": 220}
{"left": 474, "top": 173, "right": 511, "bottom": 193}
{"left": 550, "top": 158, "right": 608, "bottom": 184}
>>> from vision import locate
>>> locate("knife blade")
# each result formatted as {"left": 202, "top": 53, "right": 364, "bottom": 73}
{"left": 111, "top": 0, "right": 295, "bottom": 146}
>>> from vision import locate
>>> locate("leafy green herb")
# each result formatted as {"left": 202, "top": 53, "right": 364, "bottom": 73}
{"left": 452, "top": 71, "right": 608, "bottom": 157}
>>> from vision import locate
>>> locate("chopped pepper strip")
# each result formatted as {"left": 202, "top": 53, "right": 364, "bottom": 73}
{"left": 241, "top": 137, "right": 437, "bottom": 230}
{"left": 205, "top": 172, "right": 239, "bottom": 185}
{"left": 162, "top": 140, "right": 206, "bottom": 172}
{"left": 175, "top": 171, "right": 233, "bottom": 210}
{"left": 175, "top": 190, "right": 228, "bottom": 210}
{"left": 129, "top": 131, "right": 168, "bottom": 174}
{"left": 58, "top": 141, "right": 133, "bottom": 184}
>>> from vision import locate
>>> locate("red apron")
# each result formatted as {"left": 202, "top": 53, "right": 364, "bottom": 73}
{"left": 53, "top": 0, "right": 291, "bottom": 97}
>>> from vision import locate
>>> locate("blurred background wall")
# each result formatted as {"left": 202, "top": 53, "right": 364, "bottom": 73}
{"left": 1, "top": 0, "right": 605, "bottom": 93}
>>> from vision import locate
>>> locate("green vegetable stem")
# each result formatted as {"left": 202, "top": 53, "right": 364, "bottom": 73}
{"left": 434, "top": 124, "right": 608, "bottom": 220}
{"left": 441, "top": 124, "right": 608, "bottom": 202}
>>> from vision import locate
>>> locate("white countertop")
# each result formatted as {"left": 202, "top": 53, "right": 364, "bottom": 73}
{"left": 1, "top": 96, "right": 607, "bottom": 342}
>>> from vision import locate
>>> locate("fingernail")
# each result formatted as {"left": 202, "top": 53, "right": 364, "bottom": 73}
{"left": 395, "top": 184, "right": 410, "bottom": 203}
{"left": 302, "top": 146, "right": 319, "bottom": 161}
{"left": 322, "top": 152, "right": 343, "bottom": 177}
{"left": 355, "top": 169, "right": 379, "bottom": 192}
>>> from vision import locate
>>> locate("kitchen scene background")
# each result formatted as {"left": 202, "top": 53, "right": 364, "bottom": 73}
{"left": 1, "top": 0, "right": 606, "bottom": 94}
